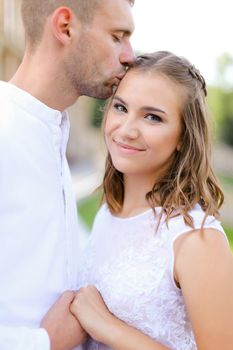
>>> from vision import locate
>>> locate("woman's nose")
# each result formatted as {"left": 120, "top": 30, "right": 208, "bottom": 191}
{"left": 119, "top": 119, "right": 140, "bottom": 140}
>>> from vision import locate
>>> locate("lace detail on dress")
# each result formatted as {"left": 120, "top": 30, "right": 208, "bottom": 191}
{"left": 77, "top": 204, "right": 226, "bottom": 350}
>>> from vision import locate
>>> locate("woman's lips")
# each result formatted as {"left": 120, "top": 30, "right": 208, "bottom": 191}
{"left": 114, "top": 140, "right": 146, "bottom": 153}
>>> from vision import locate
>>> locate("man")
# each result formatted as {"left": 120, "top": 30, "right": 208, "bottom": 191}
{"left": 0, "top": 0, "right": 135, "bottom": 349}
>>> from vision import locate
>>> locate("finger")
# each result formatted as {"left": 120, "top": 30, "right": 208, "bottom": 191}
{"left": 60, "top": 290, "right": 75, "bottom": 303}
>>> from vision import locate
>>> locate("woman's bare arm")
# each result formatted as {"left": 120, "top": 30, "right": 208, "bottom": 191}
{"left": 174, "top": 228, "right": 233, "bottom": 350}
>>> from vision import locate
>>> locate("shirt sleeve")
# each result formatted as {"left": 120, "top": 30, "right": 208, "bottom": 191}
{"left": 0, "top": 326, "right": 50, "bottom": 350}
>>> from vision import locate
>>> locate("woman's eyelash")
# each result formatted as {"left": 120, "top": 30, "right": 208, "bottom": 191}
{"left": 113, "top": 103, "right": 127, "bottom": 113}
{"left": 145, "top": 114, "right": 162, "bottom": 122}
{"left": 112, "top": 104, "right": 162, "bottom": 121}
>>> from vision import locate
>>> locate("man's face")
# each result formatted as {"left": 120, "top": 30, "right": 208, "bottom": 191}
{"left": 65, "top": 0, "right": 135, "bottom": 99}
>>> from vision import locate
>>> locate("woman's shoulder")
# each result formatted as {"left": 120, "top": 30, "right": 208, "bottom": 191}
{"left": 165, "top": 203, "right": 226, "bottom": 243}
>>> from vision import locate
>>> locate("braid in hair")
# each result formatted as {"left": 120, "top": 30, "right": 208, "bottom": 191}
{"left": 188, "top": 65, "right": 207, "bottom": 96}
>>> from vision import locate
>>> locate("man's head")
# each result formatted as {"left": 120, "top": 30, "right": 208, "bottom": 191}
{"left": 21, "top": 0, "right": 113, "bottom": 47}
{"left": 21, "top": 0, "right": 135, "bottom": 100}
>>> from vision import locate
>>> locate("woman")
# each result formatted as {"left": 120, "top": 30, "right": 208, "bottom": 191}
{"left": 71, "top": 52, "right": 233, "bottom": 350}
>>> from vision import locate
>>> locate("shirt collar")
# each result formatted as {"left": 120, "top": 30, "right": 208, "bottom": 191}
{"left": 0, "top": 81, "right": 67, "bottom": 126}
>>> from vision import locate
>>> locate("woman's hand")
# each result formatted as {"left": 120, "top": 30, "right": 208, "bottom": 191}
{"left": 70, "top": 285, "right": 116, "bottom": 343}
{"left": 70, "top": 286, "right": 170, "bottom": 350}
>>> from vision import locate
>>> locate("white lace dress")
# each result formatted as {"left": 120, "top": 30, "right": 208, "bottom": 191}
{"left": 76, "top": 203, "right": 226, "bottom": 350}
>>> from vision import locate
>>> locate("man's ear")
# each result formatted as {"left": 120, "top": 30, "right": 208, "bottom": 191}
{"left": 50, "top": 7, "right": 74, "bottom": 45}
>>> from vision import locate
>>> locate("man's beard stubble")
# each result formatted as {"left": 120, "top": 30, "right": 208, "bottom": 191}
{"left": 63, "top": 46, "right": 115, "bottom": 100}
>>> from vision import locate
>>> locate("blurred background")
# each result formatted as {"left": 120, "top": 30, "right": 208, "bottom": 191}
{"left": 0, "top": 0, "right": 232, "bottom": 248}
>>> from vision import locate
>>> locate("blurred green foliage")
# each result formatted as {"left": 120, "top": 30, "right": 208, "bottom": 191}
{"left": 91, "top": 99, "right": 107, "bottom": 128}
{"left": 219, "top": 174, "right": 233, "bottom": 187}
{"left": 224, "top": 226, "right": 233, "bottom": 250}
{"left": 77, "top": 192, "right": 101, "bottom": 230}
{"left": 208, "top": 52, "right": 233, "bottom": 146}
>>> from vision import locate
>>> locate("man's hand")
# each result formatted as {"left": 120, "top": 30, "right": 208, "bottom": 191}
{"left": 41, "top": 291, "right": 87, "bottom": 350}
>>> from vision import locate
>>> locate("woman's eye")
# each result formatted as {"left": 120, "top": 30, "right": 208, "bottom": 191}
{"left": 145, "top": 114, "right": 162, "bottom": 122}
{"left": 113, "top": 103, "right": 127, "bottom": 113}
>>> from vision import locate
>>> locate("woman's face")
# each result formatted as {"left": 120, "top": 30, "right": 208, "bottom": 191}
{"left": 105, "top": 70, "right": 184, "bottom": 181}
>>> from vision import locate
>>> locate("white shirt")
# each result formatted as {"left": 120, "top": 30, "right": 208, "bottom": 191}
{"left": 77, "top": 204, "right": 227, "bottom": 350}
{"left": 0, "top": 81, "right": 80, "bottom": 349}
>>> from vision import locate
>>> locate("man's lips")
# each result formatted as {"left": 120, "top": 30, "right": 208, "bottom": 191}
{"left": 116, "top": 72, "right": 126, "bottom": 80}
{"left": 111, "top": 77, "right": 122, "bottom": 87}
{"left": 114, "top": 140, "right": 146, "bottom": 152}
{"left": 111, "top": 72, "right": 126, "bottom": 86}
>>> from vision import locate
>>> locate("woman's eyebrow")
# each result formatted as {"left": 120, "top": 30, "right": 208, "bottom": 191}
{"left": 141, "top": 106, "right": 166, "bottom": 114}
{"left": 113, "top": 96, "right": 128, "bottom": 106}
{"left": 113, "top": 97, "right": 166, "bottom": 115}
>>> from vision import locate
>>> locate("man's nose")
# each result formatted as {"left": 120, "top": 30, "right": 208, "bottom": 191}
{"left": 120, "top": 41, "right": 135, "bottom": 67}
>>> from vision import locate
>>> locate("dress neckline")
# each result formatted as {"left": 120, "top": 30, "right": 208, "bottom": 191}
{"left": 104, "top": 204, "right": 163, "bottom": 222}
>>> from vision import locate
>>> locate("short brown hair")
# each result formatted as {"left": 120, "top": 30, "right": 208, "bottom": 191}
{"left": 21, "top": 0, "right": 134, "bottom": 47}
{"left": 103, "top": 51, "right": 224, "bottom": 228}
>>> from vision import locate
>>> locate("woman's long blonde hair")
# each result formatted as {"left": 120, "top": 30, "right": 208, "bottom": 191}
{"left": 102, "top": 51, "right": 224, "bottom": 227}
